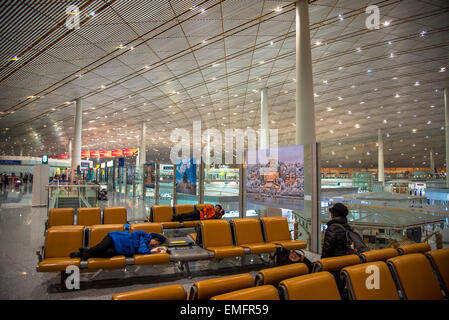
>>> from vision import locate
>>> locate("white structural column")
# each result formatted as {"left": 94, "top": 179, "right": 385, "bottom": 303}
{"left": 71, "top": 99, "right": 82, "bottom": 178}
{"left": 430, "top": 148, "right": 435, "bottom": 176}
{"left": 378, "top": 128, "right": 385, "bottom": 184}
{"left": 445, "top": 88, "right": 449, "bottom": 187}
{"left": 139, "top": 121, "right": 146, "bottom": 166}
{"left": 295, "top": 0, "right": 316, "bottom": 145}
{"left": 260, "top": 87, "right": 269, "bottom": 150}
{"left": 68, "top": 139, "right": 72, "bottom": 160}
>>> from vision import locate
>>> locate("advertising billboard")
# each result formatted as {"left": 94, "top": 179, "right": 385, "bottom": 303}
{"left": 144, "top": 163, "right": 156, "bottom": 188}
{"left": 175, "top": 158, "right": 197, "bottom": 195}
{"left": 246, "top": 145, "right": 304, "bottom": 210}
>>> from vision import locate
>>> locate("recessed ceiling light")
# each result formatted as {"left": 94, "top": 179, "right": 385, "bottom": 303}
{"left": 440, "top": 67, "right": 446, "bottom": 72}
{"left": 355, "top": 124, "right": 360, "bottom": 128}
{"left": 270, "top": 41, "right": 274, "bottom": 46}
{"left": 383, "top": 20, "right": 391, "bottom": 27}
{"left": 395, "top": 93, "right": 400, "bottom": 98}
{"left": 392, "top": 77, "right": 398, "bottom": 80}
{"left": 420, "top": 30, "right": 426, "bottom": 37}
{"left": 388, "top": 41, "right": 392, "bottom": 45}
{"left": 412, "top": 129, "right": 417, "bottom": 133}
{"left": 347, "top": 110, "right": 352, "bottom": 115}
{"left": 327, "top": 107, "right": 333, "bottom": 111}
{"left": 274, "top": 6, "right": 282, "bottom": 12}
{"left": 338, "top": 13, "right": 344, "bottom": 20}
{"left": 356, "top": 47, "right": 361, "bottom": 52}
{"left": 414, "top": 81, "right": 420, "bottom": 86}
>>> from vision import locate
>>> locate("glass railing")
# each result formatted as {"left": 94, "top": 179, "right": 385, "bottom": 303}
{"left": 47, "top": 183, "right": 100, "bottom": 209}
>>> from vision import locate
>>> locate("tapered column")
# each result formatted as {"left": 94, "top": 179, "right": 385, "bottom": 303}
{"left": 378, "top": 129, "right": 385, "bottom": 184}
{"left": 295, "top": 0, "right": 316, "bottom": 145}
{"left": 139, "top": 121, "right": 146, "bottom": 166}
{"left": 444, "top": 88, "right": 449, "bottom": 187}
{"left": 68, "top": 139, "right": 72, "bottom": 160}
{"left": 430, "top": 148, "right": 435, "bottom": 176}
{"left": 71, "top": 99, "right": 82, "bottom": 179}
{"left": 260, "top": 87, "right": 269, "bottom": 150}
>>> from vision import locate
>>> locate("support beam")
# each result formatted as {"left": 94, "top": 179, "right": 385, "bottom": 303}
{"left": 430, "top": 148, "right": 435, "bottom": 177}
{"left": 139, "top": 122, "right": 146, "bottom": 166}
{"left": 71, "top": 99, "right": 82, "bottom": 180}
{"left": 445, "top": 88, "right": 449, "bottom": 187}
{"left": 260, "top": 87, "right": 269, "bottom": 150}
{"left": 295, "top": 0, "right": 316, "bottom": 145}
{"left": 378, "top": 129, "right": 385, "bottom": 184}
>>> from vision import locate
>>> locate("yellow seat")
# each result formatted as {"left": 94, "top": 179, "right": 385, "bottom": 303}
{"left": 341, "top": 261, "right": 400, "bottom": 300}
{"left": 149, "top": 205, "right": 181, "bottom": 228}
{"left": 48, "top": 208, "right": 74, "bottom": 227}
{"left": 312, "top": 254, "right": 361, "bottom": 272}
{"left": 174, "top": 204, "right": 194, "bottom": 216}
{"left": 397, "top": 243, "right": 431, "bottom": 255}
{"left": 279, "top": 272, "right": 341, "bottom": 300}
{"left": 255, "top": 263, "right": 309, "bottom": 286}
{"left": 260, "top": 217, "right": 306, "bottom": 250}
{"left": 425, "top": 248, "right": 449, "bottom": 296}
{"left": 210, "top": 285, "right": 279, "bottom": 300}
{"left": 387, "top": 253, "right": 444, "bottom": 300}
{"left": 103, "top": 207, "right": 127, "bottom": 224}
{"left": 77, "top": 207, "right": 101, "bottom": 226}
{"left": 133, "top": 253, "right": 170, "bottom": 265}
{"left": 200, "top": 220, "right": 245, "bottom": 259}
{"left": 231, "top": 218, "right": 277, "bottom": 254}
{"left": 87, "top": 224, "right": 126, "bottom": 270}
{"left": 37, "top": 226, "right": 84, "bottom": 272}
{"left": 189, "top": 273, "right": 254, "bottom": 300}
{"left": 112, "top": 284, "right": 186, "bottom": 300}
{"left": 182, "top": 220, "right": 201, "bottom": 228}
{"left": 360, "top": 248, "right": 399, "bottom": 262}
{"left": 129, "top": 222, "right": 163, "bottom": 234}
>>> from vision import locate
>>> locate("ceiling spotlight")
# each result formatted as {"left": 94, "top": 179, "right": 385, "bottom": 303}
{"left": 355, "top": 124, "right": 360, "bottom": 128}
{"left": 390, "top": 53, "right": 395, "bottom": 58}
{"left": 200, "top": 8, "right": 206, "bottom": 13}
{"left": 383, "top": 20, "right": 391, "bottom": 27}
{"left": 420, "top": 30, "right": 426, "bottom": 37}
{"left": 274, "top": 7, "right": 282, "bottom": 12}
{"left": 388, "top": 41, "right": 392, "bottom": 45}
{"left": 395, "top": 93, "right": 400, "bottom": 98}
{"left": 414, "top": 81, "right": 420, "bottom": 86}
{"left": 338, "top": 13, "right": 344, "bottom": 20}
{"left": 356, "top": 47, "right": 361, "bottom": 52}
{"left": 440, "top": 67, "right": 446, "bottom": 72}
{"left": 412, "top": 129, "right": 417, "bottom": 133}
{"left": 338, "top": 97, "right": 343, "bottom": 101}
{"left": 9, "top": 56, "right": 19, "bottom": 61}
{"left": 270, "top": 41, "right": 274, "bottom": 46}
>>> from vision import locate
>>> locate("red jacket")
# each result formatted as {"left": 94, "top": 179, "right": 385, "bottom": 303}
{"left": 200, "top": 206, "right": 223, "bottom": 220}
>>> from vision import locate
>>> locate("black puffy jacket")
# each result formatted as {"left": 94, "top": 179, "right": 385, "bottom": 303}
{"left": 321, "top": 216, "right": 351, "bottom": 258}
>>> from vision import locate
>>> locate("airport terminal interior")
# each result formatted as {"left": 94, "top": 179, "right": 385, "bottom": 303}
{"left": 0, "top": 0, "right": 449, "bottom": 301}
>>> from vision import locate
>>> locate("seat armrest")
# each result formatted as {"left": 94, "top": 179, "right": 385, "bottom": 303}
{"left": 36, "top": 246, "right": 44, "bottom": 263}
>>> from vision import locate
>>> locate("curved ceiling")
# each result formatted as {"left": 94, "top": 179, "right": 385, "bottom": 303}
{"left": 0, "top": 0, "right": 448, "bottom": 168}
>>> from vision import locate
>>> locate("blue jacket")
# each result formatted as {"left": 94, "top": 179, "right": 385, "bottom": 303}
{"left": 108, "top": 231, "right": 167, "bottom": 256}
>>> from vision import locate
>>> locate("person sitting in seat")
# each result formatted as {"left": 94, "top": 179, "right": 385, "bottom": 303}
{"left": 172, "top": 204, "right": 224, "bottom": 222}
{"left": 70, "top": 231, "right": 167, "bottom": 259}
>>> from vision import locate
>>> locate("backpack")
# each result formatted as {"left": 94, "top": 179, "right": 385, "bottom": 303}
{"left": 334, "top": 223, "right": 369, "bottom": 255}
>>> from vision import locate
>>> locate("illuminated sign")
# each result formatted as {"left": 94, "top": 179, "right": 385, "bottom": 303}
{"left": 42, "top": 154, "right": 48, "bottom": 164}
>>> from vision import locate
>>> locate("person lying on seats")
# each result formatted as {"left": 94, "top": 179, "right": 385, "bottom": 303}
{"left": 69, "top": 231, "right": 167, "bottom": 259}
{"left": 172, "top": 204, "right": 224, "bottom": 222}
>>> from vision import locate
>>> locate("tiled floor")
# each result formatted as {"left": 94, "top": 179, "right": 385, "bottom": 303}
{"left": 0, "top": 184, "right": 320, "bottom": 299}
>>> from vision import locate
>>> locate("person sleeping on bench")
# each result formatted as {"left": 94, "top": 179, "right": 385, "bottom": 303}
{"left": 69, "top": 231, "right": 167, "bottom": 259}
{"left": 172, "top": 204, "right": 224, "bottom": 222}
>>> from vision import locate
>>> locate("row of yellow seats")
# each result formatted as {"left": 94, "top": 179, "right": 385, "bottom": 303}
{"left": 37, "top": 223, "right": 169, "bottom": 275}
{"left": 113, "top": 246, "right": 449, "bottom": 300}
{"left": 195, "top": 217, "right": 307, "bottom": 259}
{"left": 47, "top": 207, "right": 127, "bottom": 228}
{"left": 147, "top": 204, "right": 214, "bottom": 228}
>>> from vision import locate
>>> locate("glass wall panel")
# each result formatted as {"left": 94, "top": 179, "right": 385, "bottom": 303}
{"left": 158, "top": 164, "right": 174, "bottom": 205}
{"left": 204, "top": 164, "right": 240, "bottom": 220}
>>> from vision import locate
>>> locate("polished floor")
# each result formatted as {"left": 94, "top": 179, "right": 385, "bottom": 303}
{"left": 0, "top": 183, "right": 320, "bottom": 300}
